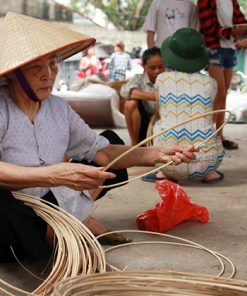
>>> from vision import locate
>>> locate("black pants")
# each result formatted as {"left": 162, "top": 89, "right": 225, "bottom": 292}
{"left": 138, "top": 101, "right": 151, "bottom": 143}
{"left": 71, "top": 129, "right": 128, "bottom": 199}
{"left": 0, "top": 189, "right": 51, "bottom": 262}
{"left": 0, "top": 130, "right": 128, "bottom": 262}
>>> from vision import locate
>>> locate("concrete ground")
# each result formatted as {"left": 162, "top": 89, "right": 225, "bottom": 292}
{"left": 0, "top": 123, "right": 247, "bottom": 294}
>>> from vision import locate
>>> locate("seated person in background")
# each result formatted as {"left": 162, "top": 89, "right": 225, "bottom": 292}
{"left": 79, "top": 47, "right": 102, "bottom": 77}
{"left": 120, "top": 47, "right": 165, "bottom": 146}
{"left": 153, "top": 28, "right": 225, "bottom": 184}
{"left": 0, "top": 12, "right": 198, "bottom": 261}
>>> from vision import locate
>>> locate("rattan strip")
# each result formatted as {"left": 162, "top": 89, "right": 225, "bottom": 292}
{"left": 100, "top": 109, "right": 231, "bottom": 189}
{"left": 0, "top": 192, "right": 106, "bottom": 296}
{"left": 105, "top": 242, "right": 224, "bottom": 274}
{"left": 97, "top": 230, "right": 235, "bottom": 278}
{"left": 52, "top": 271, "right": 247, "bottom": 296}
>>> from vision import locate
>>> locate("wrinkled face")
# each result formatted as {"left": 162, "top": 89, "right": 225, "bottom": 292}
{"left": 143, "top": 54, "right": 165, "bottom": 84}
{"left": 20, "top": 53, "right": 59, "bottom": 100}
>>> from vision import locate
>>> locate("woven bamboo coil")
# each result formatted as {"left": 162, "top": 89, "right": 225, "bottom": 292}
{"left": 98, "top": 230, "right": 235, "bottom": 278}
{"left": 0, "top": 192, "right": 106, "bottom": 296}
{"left": 52, "top": 270, "right": 247, "bottom": 296}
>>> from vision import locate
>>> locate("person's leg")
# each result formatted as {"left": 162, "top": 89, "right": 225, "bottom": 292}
{"left": 83, "top": 215, "right": 131, "bottom": 245}
{"left": 220, "top": 67, "right": 238, "bottom": 149}
{"left": 124, "top": 100, "right": 142, "bottom": 146}
{"left": 201, "top": 171, "right": 224, "bottom": 183}
{"left": 208, "top": 66, "right": 227, "bottom": 138}
{"left": 221, "top": 48, "right": 239, "bottom": 149}
{"left": 224, "top": 67, "right": 234, "bottom": 91}
{"left": 138, "top": 101, "right": 151, "bottom": 143}
{"left": 83, "top": 215, "right": 110, "bottom": 236}
{"left": 208, "top": 48, "right": 238, "bottom": 149}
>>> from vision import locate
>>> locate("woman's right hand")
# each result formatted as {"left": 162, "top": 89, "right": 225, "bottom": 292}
{"left": 47, "top": 162, "right": 116, "bottom": 191}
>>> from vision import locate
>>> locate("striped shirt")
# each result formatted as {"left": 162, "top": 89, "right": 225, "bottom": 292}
{"left": 120, "top": 73, "right": 157, "bottom": 115}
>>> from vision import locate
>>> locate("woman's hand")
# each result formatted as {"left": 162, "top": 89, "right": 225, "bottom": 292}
{"left": 232, "top": 25, "right": 247, "bottom": 37}
{"left": 47, "top": 162, "right": 115, "bottom": 191}
{"left": 149, "top": 92, "right": 158, "bottom": 101}
{"left": 155, "top": 145, "right": 198, "bottom": 165}
{"left": 236, "top": 38, "right": 247, "bottom": 49}
{"left": 94, "top": 144, "right": 198, "bottom": 170}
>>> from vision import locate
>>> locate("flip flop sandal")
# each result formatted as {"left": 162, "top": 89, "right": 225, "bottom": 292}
{"left": 97, "top": 232, "right": 132, "bottom": 245}
{"left": 141, "top": 172, "right": 178, "bottom": 183}
{"left": 201, "top": 171, "right": 224, "bottom": 184}
{"left": 141, "top": 172, "right": 167, "bottom": 182}
{"left": 222, "top": 139, "right": 239, "bottom": 150}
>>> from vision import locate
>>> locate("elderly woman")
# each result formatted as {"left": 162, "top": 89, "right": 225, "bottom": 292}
{"left": 0, "top": 12, "right": 197, "bottom": 261}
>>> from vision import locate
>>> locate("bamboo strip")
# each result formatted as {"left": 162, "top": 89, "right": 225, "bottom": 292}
{"left": 97, "top": 230, "right": 235, "bottom": 278}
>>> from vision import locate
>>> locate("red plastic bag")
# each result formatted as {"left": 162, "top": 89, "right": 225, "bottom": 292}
{"left": 136, "top": 180, "right": 209, "bottom": 232}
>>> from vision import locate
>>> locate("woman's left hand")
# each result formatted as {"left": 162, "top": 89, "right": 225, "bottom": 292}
{"left": 236, "top": 38, "right": 247, "bottom": 49}
{"left": 232, "top": 25, "right": 247, "bottom": 37}
{"left": 155, "top": 145, "right": 198, "bottom": 165}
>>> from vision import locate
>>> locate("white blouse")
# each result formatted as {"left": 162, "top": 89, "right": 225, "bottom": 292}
{"left": 0, "top": 90, "right": 109, "bottom": 220}
{"left": 216, "top": 0, "right": 235, "bottom": 48}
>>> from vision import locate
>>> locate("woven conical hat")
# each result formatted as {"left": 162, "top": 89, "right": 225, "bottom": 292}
{"left": 0, "top": 12, "right": 96, "bottom": 77}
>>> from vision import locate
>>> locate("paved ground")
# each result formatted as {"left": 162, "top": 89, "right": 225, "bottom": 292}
{"left": 0, "top": 123, "right": 246, "bottom": 294}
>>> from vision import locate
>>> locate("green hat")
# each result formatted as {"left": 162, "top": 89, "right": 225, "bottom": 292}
{"left": 161, "top": 28, "right": 209, "bottom": 73}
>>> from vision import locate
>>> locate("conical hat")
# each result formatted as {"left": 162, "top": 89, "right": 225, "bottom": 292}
{"left": 0, "top": 12, "right": 96, "bottom": 77}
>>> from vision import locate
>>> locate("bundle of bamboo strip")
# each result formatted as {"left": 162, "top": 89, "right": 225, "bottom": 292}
{"left": 0, "top": 192, "right": 106, "bottom": 296}
{"left": 99, "top": 230, "right": 236, "bottom": 278}
{"left": 52, "top": 270, "right": 247, "bottom": 296}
